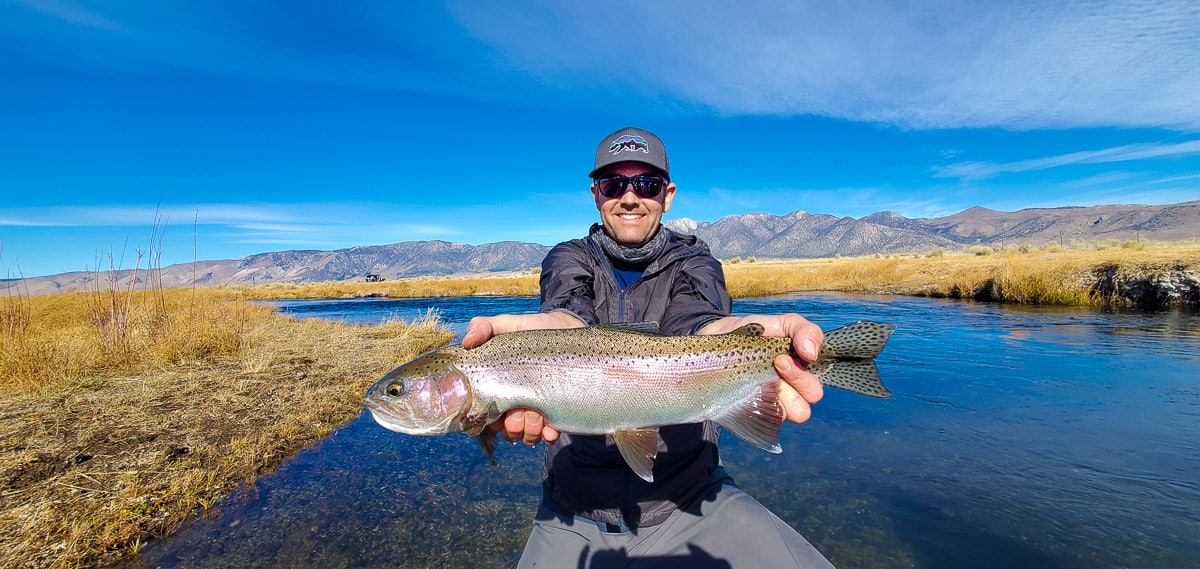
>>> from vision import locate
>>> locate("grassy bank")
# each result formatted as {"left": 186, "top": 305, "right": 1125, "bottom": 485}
{"left": 722, "top": 243, "right": 1200, "bottom": 304}
{"left": 0, "top": 287, "right": 451, "bottom": 568}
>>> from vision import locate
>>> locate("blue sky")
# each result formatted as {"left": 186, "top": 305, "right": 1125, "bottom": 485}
{"left": 2, "top": 1, "right": 1198, "bottom": 278}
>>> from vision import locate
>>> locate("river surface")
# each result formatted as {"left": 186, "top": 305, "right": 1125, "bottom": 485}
{"left": 129, "top": 294, "right": 1200, "bottom": 569}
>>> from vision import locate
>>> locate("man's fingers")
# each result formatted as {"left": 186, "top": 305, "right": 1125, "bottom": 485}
{"left": 782, "top": 314, "right": 824, "bottom": 362}
{"left": 774, "top": 354, "right": 823, "bottom": 423}
{"left": 778, "top": 383, "right": 812, "bottom": 424}
{"left": 501, "top": 410, "right": 524, "bottom": 443}
{"left": 522, "top": 410, "right": 544, "bottom": 446}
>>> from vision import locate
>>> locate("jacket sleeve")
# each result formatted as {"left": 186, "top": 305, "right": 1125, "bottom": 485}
{"left": 659, "top": 254, "right": 732, "bottom": 336}
{"left": 538, "top": 240, "right": 600, "bottom": 326}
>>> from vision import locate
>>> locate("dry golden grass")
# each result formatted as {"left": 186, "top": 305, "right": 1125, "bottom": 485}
{"left": 722, "top": 243, "right": 1200, "bottom": 305}
{"left": 232, "top": 272, "right": 540, "bottom": 301}
{"left": 0, "top": 287, "right": 452, "bottom": 568}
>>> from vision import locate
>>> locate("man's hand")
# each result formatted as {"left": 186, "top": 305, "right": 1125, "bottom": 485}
{"left": 463, "top": 311, "right": 584, "bottom": 446}
{"left": 698, "top": 313, "right": 825, "bottom": 424}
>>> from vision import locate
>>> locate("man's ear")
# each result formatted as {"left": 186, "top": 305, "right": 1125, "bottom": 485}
{"left": 662, "top": 182, "right": 677, "bottom": 213}
{"left": 591, "top": 183, "right": 603, "bottom": 208}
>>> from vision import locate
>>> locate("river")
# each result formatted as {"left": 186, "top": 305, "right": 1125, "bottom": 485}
{"left": 129, "top": 294, "right": 1200, "bottom": 569}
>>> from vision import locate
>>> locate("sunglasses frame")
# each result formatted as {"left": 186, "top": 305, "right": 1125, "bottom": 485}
{"left": 593, "top": 175, "right": 668, "bottom": 199}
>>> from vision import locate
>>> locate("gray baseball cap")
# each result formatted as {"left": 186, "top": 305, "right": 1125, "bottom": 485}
{"left": 589, "top": 127, "right": 670, "bottom": 179}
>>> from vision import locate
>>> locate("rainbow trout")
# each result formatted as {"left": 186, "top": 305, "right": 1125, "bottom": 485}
{"left": 364, "top": 321, "right": 895, "bottom": 482}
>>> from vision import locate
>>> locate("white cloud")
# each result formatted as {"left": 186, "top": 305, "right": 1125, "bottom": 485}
{"left": 935, "top": 140, "right": 1200, "bottom": 180}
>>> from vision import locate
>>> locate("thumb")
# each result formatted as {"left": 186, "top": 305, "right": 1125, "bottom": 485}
{"left": 462, "top": 317, "right": 494, "bottom": 349}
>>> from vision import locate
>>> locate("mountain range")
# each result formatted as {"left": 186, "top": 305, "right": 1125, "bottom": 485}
{"left": 7, "top": 201, "right": 1198, "bottom": 295}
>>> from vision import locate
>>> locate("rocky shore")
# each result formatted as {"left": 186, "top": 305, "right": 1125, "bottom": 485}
{"left": 1089, "top": 264, "right": 1200, "bottom": 306}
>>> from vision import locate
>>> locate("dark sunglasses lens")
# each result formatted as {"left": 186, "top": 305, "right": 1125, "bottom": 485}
{"left": 633, "top": 176, "right": 663, "bottom": 198}
{"left": 597, "top": 177, "right": 626, "bottom": 198}
{"left": 597, "top": 176, "right": 664, "bottom": 199}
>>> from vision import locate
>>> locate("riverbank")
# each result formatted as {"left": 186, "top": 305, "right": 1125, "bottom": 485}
{"left": 2, "top": 243, "right": 1197, "bottom": 567}
{"left": 723, "top": 244, "right": 1200, "bottom": 306}
{"left": 0, "top": 288, "right": 451, "bottom": 568}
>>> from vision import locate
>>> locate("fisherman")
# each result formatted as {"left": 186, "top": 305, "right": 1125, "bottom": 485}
{"left": 462, "top": 127, "right": 835, "bottom": 568}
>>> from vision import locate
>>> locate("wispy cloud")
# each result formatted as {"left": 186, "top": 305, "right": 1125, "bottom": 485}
{"left": 935, "top": 140, "right": 1200, "bottom": 180}
{"left": 14, "top": 0, "right": 123, "bottom": 31}
{"left": 5, "top": 1, "right": 1197, "bottom": 130}
{"left": 459, "top": 1, "right": 1200, "bottom": 129}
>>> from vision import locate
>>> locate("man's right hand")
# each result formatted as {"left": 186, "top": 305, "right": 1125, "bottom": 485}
{"left": 462, "top": 311, "right": 585, "bottom": 446}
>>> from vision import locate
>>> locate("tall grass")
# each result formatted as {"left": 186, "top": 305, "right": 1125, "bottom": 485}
{"left": 1, "top": 281, "right": 454, "bottom": 568}
{"left": 0, "top": 287, "right": 270, "bottom": 396}
{"left": 721, "top": 245, "right": 1199, "bottom": 305}
{"left": 235, "top": 272, "right": 540, "bottom": 300}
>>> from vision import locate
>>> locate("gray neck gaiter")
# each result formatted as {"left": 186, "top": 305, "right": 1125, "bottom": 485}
{"left": 590, "top": 223, "right": 670, "bottom": 269}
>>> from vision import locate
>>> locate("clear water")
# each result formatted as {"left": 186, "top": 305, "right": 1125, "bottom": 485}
{"left": 129, "top": 295, "right": 1200, "bottom": 569}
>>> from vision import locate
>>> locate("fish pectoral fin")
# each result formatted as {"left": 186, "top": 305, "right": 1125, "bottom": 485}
{"left": 713, "top": 381, "right": 785, "bottom": 453}
{"left": 462, "top": 402, "right": 502, "bottom": 436}
{"left": 475, "top": 431, "right": 500, "bottom": 466}
{"left": 467, "top": 402, "right": 504, "bottom": 465}
{"left": 612, "top": 428, "right": 660, "bottom": 483}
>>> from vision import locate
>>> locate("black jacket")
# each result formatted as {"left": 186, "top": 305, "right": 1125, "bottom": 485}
{"left": 537, "top": 224, "right": 733, "bottom": 527}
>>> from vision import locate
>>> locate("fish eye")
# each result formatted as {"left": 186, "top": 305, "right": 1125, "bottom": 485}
{"left": 386, "top": 383, "right": 404, "bottom": 397}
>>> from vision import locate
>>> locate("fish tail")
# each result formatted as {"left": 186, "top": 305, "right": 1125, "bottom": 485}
{"left": 808, "top": 320, "right": 895, "bottom": 398}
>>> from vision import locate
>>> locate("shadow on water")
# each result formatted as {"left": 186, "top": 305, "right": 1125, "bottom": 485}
{"left": 129, "top": 294, "right": 1200, "bottom": 569}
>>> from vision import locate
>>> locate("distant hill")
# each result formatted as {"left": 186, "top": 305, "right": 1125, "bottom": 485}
{"left": 6, "top": 200, "right": 1198, "bottom": 295}
{"left": 670, "top": 200, "right": 1200, "bottom": 260}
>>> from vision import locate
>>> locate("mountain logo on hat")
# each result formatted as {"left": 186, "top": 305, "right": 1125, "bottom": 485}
{"left": 608, "top": 134, "right": 650, "bottom": 155}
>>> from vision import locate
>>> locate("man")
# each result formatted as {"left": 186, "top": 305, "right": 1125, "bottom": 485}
{"left": 463, "top": 127, "right": 835, "bottom": 568}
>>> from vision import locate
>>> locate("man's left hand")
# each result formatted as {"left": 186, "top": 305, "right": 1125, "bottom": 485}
{"left": 698, "top": 313, "right": 824, "bottom": 423}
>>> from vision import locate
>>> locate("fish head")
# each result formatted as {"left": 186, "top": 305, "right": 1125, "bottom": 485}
{"left": 364, "top": 351, "right": 472, "bottom": 436}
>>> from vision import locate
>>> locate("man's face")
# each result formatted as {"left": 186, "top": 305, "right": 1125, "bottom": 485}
{"left": 591, "top": 162, "right": 676, "bottom": 247}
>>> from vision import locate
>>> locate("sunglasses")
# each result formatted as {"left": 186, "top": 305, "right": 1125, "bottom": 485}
{"left": 594, "top": 175, "right": 668, "bottom": 199}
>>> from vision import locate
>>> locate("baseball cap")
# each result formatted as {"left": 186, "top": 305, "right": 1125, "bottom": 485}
{"left": 589, "top": 127, "right": 670, "bottom": 179}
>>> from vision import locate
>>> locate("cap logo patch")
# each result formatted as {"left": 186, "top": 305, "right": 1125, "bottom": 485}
{"left": 608, "top": 134, "right": 649, "bottom": 155}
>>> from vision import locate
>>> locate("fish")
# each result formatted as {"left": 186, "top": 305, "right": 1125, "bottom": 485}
{"left": 364, "top": 320, "right": 895, "bottom": 482}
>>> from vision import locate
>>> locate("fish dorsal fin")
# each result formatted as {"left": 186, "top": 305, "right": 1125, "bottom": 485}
{"left": 712, "top": 380, "right": 785, "bottom": 453}
{"left": 612, "top": 428, "right": 661, "bottom": 482}
{"left": 597, "top": 321, "right": 661, "bottom": 335}
{"left": 728, "top": 323, "right": 766, "bottom": 337}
